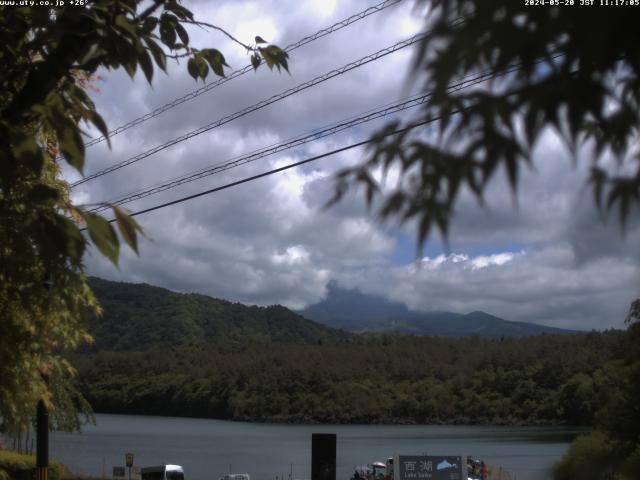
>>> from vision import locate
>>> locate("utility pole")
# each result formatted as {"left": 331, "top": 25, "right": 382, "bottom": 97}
{"left": 36, "top": 393, "right": 49, "bottom": 480}
{"left": 37, "top": 277, "right": 53, "bottom": 480}
{"left": 311, "top": 433, "right": 336, "bottom": 480}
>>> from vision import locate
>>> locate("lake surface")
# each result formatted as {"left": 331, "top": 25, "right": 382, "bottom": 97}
{"left": 50, "top": 414, "right": 584, "bottom": 480}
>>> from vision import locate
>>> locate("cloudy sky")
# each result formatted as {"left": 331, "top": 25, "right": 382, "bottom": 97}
{"left": 67, "top": 0, "right": 639, "bottom": 330}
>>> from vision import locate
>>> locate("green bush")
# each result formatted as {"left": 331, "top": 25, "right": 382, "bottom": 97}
{"left": 554, "top": 431, "right": 621, "bottom": 480}
{"left": 618, "top": 444, "right": 640, "bottom": 479}
{"left": 0, "top": 450, "right": 65, "bottom": 480}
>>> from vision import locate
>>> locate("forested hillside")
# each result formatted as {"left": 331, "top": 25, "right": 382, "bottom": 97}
{"left": 76, "top": 278, "right": 632, "bottom": 427}
{"left": 72, "top": 329, "right": 625, "bottom": 425}
{"left": 87, "top": 277, "right": 349, "bottom": 350}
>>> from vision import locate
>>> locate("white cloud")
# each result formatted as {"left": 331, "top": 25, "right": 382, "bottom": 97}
{"left": 418, "top": 252, "right": 520, "bottom": 271}
{"left": 469, "top": 252, "right": 520, "bottom": 270}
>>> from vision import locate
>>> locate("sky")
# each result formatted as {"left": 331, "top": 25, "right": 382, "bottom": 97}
{"left": 67, "top": 0, "right": 639, "bottom": 331}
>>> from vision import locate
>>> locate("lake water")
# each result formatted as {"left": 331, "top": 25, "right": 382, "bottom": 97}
{"left": 50, "top": 414, "right": 584, "bottom": 480}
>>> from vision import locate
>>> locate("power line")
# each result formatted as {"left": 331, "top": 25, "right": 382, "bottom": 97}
{"left": 72, "top": 31, "right": 432, "bottom": 188}
{"left": 88, "top": 116, "right": 440, "bottom": 228}
{"left": 82, "top": 0, "right": 405, "bottom": 149}
{"left": 87, "top": 94, "right": 427, "bottom": 213}
{"left": 81, "top": 55, "right": 568, "bottom": 228}
{"left": 88, "top": 63, "right": 511, "bottom": 214}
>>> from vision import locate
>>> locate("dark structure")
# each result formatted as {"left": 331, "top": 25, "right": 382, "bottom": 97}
{"left": 311, "top": 433, "right": 336, "bottom": 480}
{"left": 36, "top": 399, "right": 48, "bottom": 480}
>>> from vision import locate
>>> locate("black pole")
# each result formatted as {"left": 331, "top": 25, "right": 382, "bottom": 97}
{"left": 37, "top": 278, "right": 52, "bottom": 480}
{"left": 36, "top": 397, "right": 49, "bottom": 480}
{"left": 311, "top": 434, "right": 336, "bottom": 480}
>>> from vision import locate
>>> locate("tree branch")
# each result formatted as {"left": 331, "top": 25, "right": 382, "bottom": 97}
{"left": 183, "top": 20, "right": 253, "bottom": 52}
{"left": 166, "top": 52, "right": 191, "bottom": 60}
{"left": 135, "top": 0, "right": 164, "bottom": 22}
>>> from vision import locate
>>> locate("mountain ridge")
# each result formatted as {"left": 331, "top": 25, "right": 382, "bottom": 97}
{"left": 87, "top": 277, "right": 575, "bottom": 351}
{"left": 299, "top": 282, "right": 576, "bottom": 338}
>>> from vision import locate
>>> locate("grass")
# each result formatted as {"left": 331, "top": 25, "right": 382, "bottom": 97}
{"left": 0, "top": 450, "right": 98, "bottom": 480}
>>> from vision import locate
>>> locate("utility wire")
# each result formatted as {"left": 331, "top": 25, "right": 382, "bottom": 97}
{"left": 83, "top": 54, "right": 567, "bottom": 227}
{"left": 87, "top": 116, "right": 441, "bottom": 229}
{"left": 83, "top": 0, "right": 405, "bottom": 149}
{"left": 72, "top": 31, "right": 435, "bottom": 188}
{"left": 87, "top": 95, "right": 427, "bottom": 213}
{"left": 88, "top": 63, "right": 514, "bottom": 214}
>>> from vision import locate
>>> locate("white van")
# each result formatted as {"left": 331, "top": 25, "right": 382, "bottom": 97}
{"left": 141, "top": 465, "right": 185, "bottom": 480}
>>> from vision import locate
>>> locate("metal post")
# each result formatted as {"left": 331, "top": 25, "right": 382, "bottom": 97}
{"left": 311, "top": 433, "right": 336, "bottom": 480}
{"left": 37, "top": 278, "right": 52, "bottom": 480}
{"left": 36, "top": 398, "right": 49, "bottom": 480}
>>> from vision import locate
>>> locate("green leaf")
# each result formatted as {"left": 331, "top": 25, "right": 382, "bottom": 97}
{"left": 201, "top": 48, "right": 227, "bottom": 77}
{"left": 138, "top": 47, "right": 154, "bottom": 84}
{"left": 259, "top": 46, "right": 275, "bottom": 70}
{"left": 87, "top": 111, "right": 111, "bottom": 147}
{"left": 195, "top": 55, "right": 209, "bottom": 79}
{"left": 118, "top": 39, "right": 138, "bottom": 77}
{"left": 166, "top": 1, "right": 194, "bottom": 20}
{"left": 67, "top": 81, "right": 94, "bottom": 110}
{"left": 37, "top": 213, "right": 86, "bottom": 264}
{"left": 9, "top": 128, "right": 45, "bottom": 175}
{"left": 187, "top": 57, "right": 199, "bottom": 80}
{"left": 114, "top": 14, "right": 137, "bottom": 38}
{"left": 43, "top": 90, "right": 66, "bottom": 119}
{"left": 417, "top": 213, "right": 432, "bottom": 247}
{"left": 142, "top": 16, "right": 158, "bottom": 34}
{"left": 589, "top": 166, "right": 606, "bottom": 211}
{"left": 119, "top": 0, "right": 136, "bottom": 14}
{"left": 145, "top": 38, "right": 167, "bottom": 72}
{"left": 258, "top": 45, "right": 289, "bottom": 73}
{"left": 83, "top": 212, "right": 120, "bottom": 266}
{"left": 113, "top": 206, "right": 143, "bottom": 255}
{"left": 27, "top": 184, "right": 60, "bottom": 204}
{"left": 255, "top": 35, "right": 267, "bottom": 44}
{"left": 159, "top": 16, "right": 177, "bottom": 48}
{"left": 174, "top": 22, "right": 189, "bottom": 46}
{"left": 58, "top": 123, "right": 85, "bottom": 173}
{"left": 59, "top": 215, "right": 86, "bottom": 263}
{"left": 250, "top": 53, "right": 261, "bottom": 71}
{"left": 78, "top": 43, "right": 105, "bottom": 66}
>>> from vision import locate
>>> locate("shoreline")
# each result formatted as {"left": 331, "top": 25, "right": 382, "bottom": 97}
{"left": 77, "top": 411, "right": 592, "bottom": 430}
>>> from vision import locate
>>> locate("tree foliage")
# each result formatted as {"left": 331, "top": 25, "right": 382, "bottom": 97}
{"left": 86, "top": 277, "right": 349, "bottom": 351}
{"left": 326, "top": 4, "right": 640, "bottom": 472}
{"left": 555, "top": 323, "right": 640, "bottom": 479}
{"left": 334, "top": 0, "right": 640, "bottom": 245}
{"left": 70, "top": 327, "right": 626, "bottom": 426}
{"left": 0, "top": 1, "right": 288, "bottom": 431}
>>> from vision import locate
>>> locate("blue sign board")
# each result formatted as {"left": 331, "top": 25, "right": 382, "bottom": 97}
{"left": 394, "top": 455, "right": 463, "bottom": 480}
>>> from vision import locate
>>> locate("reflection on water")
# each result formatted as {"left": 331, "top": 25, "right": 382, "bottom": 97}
{"left": 50, "top": 414, "right": 584, "bottom": 480}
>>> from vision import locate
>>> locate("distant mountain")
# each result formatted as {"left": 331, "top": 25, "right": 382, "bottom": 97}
{"left": 299, "top": 282, "right": 575, "bottom": 338}
{"left": 87, "top": 277, "right": 349, "bottom": 351}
